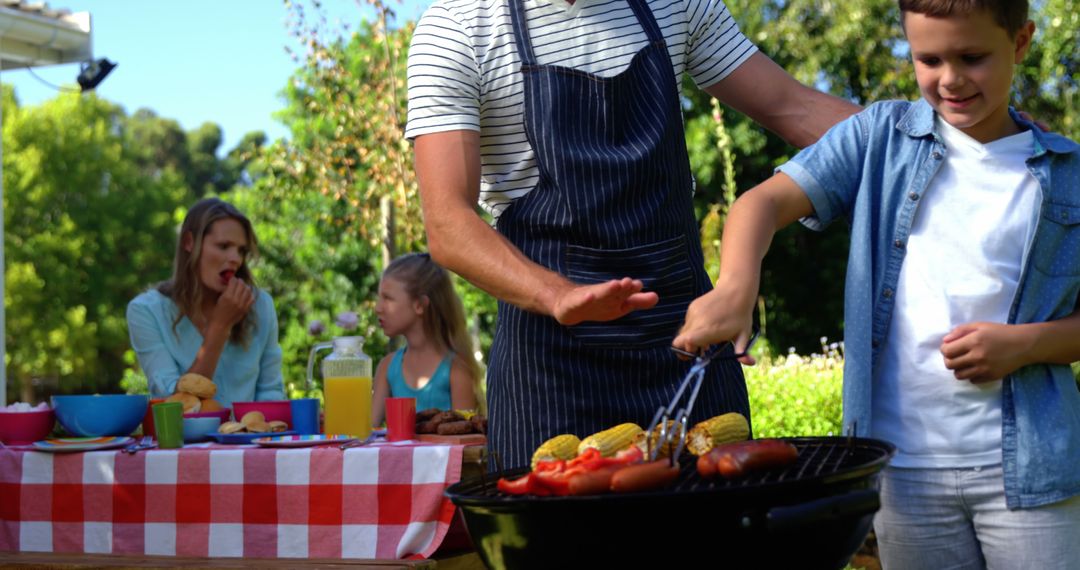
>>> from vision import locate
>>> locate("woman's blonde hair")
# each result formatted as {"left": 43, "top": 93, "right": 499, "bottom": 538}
{"left": 383, "top": 253, "right": 484, "bottom": 409}
{"left": 157, "top": 198, "right": 259, "bottom": 346}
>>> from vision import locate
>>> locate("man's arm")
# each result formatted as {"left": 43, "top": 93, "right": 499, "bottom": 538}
{"left": 705, "top": 52, "right": 861, "bottom": 149}
{"left": 414, "top": 130, "right": 658, "bottom": 325}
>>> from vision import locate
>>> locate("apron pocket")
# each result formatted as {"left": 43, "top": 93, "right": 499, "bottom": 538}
{"left": 565, "top": 235, "right": 696, "bottom": 348}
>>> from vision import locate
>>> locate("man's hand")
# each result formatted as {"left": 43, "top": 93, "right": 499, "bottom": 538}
{"left": 551, "top": 277, "right": 658, "bottom": 326}
{"left": 673, "top": 287, "right": 756, "bottom": 365}
{"left": 940, "top": 322, "right": 1032, "bottom": 383}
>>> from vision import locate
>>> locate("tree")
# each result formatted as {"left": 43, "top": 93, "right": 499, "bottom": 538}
{"left": 233, "top": 1, "right": 498, "bottom": 394}
{"left": 3, "top": 89, "right": 190, "bottom": 399}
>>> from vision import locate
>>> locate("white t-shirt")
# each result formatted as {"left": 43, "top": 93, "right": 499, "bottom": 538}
{"left": 872, "top": 117, "right": 1039, "bottom": 468}
{"left": 405, "top": 0, "right": 757, "bottom": 219}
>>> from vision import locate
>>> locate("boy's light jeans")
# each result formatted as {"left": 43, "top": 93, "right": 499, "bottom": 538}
{"left": 874, "top": 465, "right": 1080, "bottom": 569}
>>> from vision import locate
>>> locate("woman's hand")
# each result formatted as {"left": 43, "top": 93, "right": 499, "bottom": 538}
{"left": 940, "top": 322, "right": 1032, "bottom": 383}
{"left": 209, "top": 277, "right": 255, "bottom": 331}
{"left": 552, "top": 277, "right": 659, "bottom": 326}
{"left": 673, "top": 284, "right": 757, "bottom": 365}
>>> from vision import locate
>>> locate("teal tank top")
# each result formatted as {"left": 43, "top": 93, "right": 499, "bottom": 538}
{"left": 387, "top": 347, "right": 454, "bottom": 411}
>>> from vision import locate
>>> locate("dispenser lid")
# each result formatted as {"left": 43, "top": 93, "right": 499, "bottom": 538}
{"left": 332, "top": 336, "right": 364, "bottom": 354}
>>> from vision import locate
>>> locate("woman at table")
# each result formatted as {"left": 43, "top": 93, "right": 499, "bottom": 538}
{"left": 126, "top": 198, "right": 285, "bottom": 409}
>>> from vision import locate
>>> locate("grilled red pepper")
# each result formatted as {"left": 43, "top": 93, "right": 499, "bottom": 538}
{"left": 497, "top": 472, "right": 535, "bottom": 495}
{"left": 500, "top": 445, "right": 649, "bottom": 496}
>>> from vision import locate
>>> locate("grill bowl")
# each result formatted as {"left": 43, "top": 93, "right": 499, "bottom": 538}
{"left": 447, "top": 436, "right": 895, "bottom": 569}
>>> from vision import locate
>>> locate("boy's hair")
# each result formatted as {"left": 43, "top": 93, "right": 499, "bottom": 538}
{"left": 382, "top": 253, "right": 484, "bottom": 408}
{"left": 157, "top": 197, "right": 259, "bottom": 346}
{"left": 899, "top": 0, "right": 1029, "bottom": 37}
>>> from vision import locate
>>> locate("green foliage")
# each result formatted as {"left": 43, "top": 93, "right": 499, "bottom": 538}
{"left": 746, "top": 340, "right": 845, "bottom": 438}
{"left": 3, "top": 89, "right": 191, "bottom": 398}
{"left": 236, "top": 2, "right": 499, "bottom": 394}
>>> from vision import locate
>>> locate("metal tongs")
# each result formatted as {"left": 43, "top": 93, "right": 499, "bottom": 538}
{"left": 646, "top": 328, "right": 760, "bottom": 463}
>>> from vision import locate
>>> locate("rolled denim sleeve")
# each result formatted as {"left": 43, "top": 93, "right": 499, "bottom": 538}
{"left": 126, "top": 298, "right": 182, "bottom": 398}
{"left": 254, "top": 291, "right": 285, "bottom": 401}
{"left": 777, "top": 111, "right": 869, "bottom": 231}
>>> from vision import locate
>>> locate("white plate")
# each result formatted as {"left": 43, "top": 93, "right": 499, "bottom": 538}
{"left": 253, "top": 434, "right": 357, "bottom": 448}
{"left": 32, "top": 436, "right": 134, "bottom": 453}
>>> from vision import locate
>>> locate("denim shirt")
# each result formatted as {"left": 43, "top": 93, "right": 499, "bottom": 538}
{"left": 778, "top": 99, "right": 1080, "bottom": 509}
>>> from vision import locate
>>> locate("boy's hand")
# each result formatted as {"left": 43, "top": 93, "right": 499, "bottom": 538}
{"left": 940, "top": 322, "right": 1032, "bottom": 383}
{"left": 673, "top": 287, "right": 756, "bottom": 365}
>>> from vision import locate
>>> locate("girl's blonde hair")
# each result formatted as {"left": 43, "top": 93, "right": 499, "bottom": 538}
{"left": 383, "top": 253, "right": 484, "bottom": 409}
{"left": 157, "top": 198, "right": 259, "bottom": 346}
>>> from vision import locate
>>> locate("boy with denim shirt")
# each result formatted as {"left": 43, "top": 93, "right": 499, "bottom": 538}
{"left": 674, "top": 0, "right": 1080, "bottom": 567}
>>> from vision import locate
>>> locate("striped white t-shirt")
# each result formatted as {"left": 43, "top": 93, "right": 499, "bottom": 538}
{"left": 405, "top": 0, "right": 757, "bottom": 219}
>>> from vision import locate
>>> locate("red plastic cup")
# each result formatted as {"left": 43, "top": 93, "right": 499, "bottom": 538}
{"left": 142, "top": 398, "right": 166, "bottom": 438}
{"left": 385, "top": 397, "right": 416, "bottom": 442}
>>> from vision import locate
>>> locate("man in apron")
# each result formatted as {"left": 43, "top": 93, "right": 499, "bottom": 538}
{"left": 406, "top": 0, "right": 859, "bottom": 468}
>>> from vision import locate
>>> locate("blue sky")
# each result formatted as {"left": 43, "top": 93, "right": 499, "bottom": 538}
{"left": 1, "top": 0, "right": 429, "bottom": 155}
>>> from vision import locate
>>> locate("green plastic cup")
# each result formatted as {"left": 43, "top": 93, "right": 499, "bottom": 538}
{"left": 152, "top": 402, "right": 184, "bottom": 449}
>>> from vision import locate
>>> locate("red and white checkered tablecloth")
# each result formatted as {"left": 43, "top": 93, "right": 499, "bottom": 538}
{"left": 0, "top": 440, "right": 466, "bottom": 560}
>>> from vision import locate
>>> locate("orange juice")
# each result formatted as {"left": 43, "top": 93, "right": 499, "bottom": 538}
{"left": 324, "top": 376, "right": 372, "bottom": 437}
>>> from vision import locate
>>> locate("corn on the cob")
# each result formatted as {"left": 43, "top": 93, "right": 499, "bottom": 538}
{"left": 686, "top": 412, "right": 750, "bottom": 456}
{"left": 531, "top": 434, "right": 581, "bottom": 469}
{"left": 578, "top": 423, "right": 644, "bottom": 457}
{"left": 634, "top": 420, "right": 681, "bottom": 459}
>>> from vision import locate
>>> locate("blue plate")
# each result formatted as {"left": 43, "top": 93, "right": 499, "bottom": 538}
{"left": 254, "top": 434, "right": 357, "bottom": 448}
{"left": 32, "top": 436, "right": 134, "bottom": 452}
{"left": 207, "top": 430, "right": 297, "bottom": 445}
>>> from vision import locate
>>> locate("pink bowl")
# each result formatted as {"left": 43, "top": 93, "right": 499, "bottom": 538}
{"left": 232, "top": 401, "right": 292, "bottom": 428}
{"left": 0, "top": 409, "right": 56, "bottom": 445}
{"left": 184, "top": 408, "right": 232, "bottom": 425}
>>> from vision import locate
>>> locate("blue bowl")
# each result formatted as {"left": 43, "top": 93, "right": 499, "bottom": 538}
{"left": 182, "top": 417, "right": 222, "bottom": 442}
{"left": 51, "top": 394, "right": 148, "bottom": 437}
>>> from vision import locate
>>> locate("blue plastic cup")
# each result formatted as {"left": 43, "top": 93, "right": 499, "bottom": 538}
{"left": 290, "top": 398, "right": 321, "bottom": 435}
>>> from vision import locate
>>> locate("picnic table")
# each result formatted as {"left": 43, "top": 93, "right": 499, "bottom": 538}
{"left": 0, "top": 439, "right": 484, "bottom": 567}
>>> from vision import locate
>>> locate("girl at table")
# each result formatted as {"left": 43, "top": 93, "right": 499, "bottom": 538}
{"left": 371, "top": 253, "right": 480, "bottom": 427}
{"left": 127, "top": 198, "right": 285, "bottom": 409}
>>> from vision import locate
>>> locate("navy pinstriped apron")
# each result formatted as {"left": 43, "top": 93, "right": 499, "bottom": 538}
{"left": 488, "top": 0, "right": 750, "bottom": 469}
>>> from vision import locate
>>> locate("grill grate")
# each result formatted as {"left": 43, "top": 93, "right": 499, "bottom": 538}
{"left": 456, "top": 437, "right": 894, "bottom": 500}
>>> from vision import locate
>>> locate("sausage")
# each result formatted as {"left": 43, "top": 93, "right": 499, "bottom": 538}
{"left": 610, "top": 460, "right": 680, "bottom": 493}
{"left": 696, "top": 452, "right": 718, "bottom": 479}
{"left": 416, "top": 408, "right": 442, "bottom": 422}
{"left": 702, "top": 439, "right": 799, "bottom": 479}
{"left": 436, "top": 420, "right": 473, "bottom": 435}
{"left": 470, "top": 414, "right": 487, "bottom": 434}
{"left": 416, "top": 420, "right": 440, "bottom": 434}
{"left": 567, "top": 466, "right": 619, "bottom": 496}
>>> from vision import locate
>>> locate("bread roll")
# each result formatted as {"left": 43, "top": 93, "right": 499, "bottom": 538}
{"left": 177, "top": 373, "right": 217, "bottom": 399}
{"left": 166, "top": 392, "right": 201, "bottom": 413}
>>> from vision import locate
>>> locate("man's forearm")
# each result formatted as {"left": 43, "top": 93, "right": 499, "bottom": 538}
{"left": 706, "top": 52, "right": 861, "bottom": 149}
{"left": 415, "top": 130, "right": 572, "bottom": 317}
{"left": 424, "top": 204, "right": 571, "bottom": 316}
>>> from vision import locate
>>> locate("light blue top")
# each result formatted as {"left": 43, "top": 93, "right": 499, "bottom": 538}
{"left": 126, "top": 288, "right": 285, "bottom": 409}
{"left": 387, "top": 347, "right": 454, "bottom": 411}
{"left": 778, "top": 99, "right": 1080, "bottom": 509}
